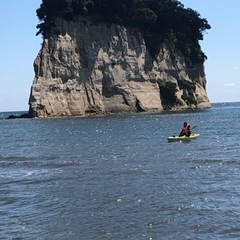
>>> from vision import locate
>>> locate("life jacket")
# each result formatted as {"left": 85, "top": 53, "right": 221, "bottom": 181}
{"left": 182, "top": 124, "right": 190, "bottom": 135}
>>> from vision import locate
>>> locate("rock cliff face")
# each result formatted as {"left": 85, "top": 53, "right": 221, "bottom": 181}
{"left": 28, "top": 19, "right": 211, "bottom": 117}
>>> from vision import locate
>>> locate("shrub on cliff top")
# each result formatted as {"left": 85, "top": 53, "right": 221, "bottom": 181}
{"left": 36, "top": 0, "right": 211, "bottom": 64}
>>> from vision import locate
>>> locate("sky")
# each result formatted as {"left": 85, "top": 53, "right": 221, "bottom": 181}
{"left": 0, "top": 0, "right": 240, "bottom": 112}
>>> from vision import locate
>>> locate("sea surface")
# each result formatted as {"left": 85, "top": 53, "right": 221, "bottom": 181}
{"left": 1, "top": 102, "right": 240, "bottom": 240}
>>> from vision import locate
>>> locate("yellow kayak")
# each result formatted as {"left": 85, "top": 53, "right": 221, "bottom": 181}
{"left": 167, "top": 133, "right": 200, "bottom": 142}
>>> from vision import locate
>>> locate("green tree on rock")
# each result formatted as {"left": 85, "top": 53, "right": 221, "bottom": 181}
{"left": 36, "top": 0, "right": 211, "bottom": 64}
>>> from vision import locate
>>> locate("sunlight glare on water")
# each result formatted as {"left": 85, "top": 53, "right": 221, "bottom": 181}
{"left": 1, "top": 103, "right": 240, "bottom": 239}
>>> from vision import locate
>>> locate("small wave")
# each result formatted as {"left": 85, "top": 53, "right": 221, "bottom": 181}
{"left": 220, "top": 226, "right": 240, "bottom": 236}
{"left": 186, "top": 158, "right": 240, "bottom": 165}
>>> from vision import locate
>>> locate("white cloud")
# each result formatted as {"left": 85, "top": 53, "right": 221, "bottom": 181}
{"left": 233, "top": 66, "right": 240, "bottom": 70}
{"left": 222, "top": 83, "right": 235, "bottom": 87}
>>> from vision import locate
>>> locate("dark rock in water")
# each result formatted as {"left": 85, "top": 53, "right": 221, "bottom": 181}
{"left": 7, "top": 113, "right": 30, "bottom": 119}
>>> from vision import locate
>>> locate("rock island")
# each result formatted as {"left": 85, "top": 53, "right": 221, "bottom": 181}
{"left": 28, "top": 0, "right": 211, "bottom": 117}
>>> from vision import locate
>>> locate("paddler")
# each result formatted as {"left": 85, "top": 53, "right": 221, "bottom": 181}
{"left": 179, "top": 122, "right": 191, "bottom": 137}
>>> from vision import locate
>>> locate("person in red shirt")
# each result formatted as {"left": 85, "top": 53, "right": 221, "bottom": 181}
{"left": 179, "top": 122, "right": 191, "bottom": 137}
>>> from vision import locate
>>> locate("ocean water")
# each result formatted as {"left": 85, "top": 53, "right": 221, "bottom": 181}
{"left": 1, "top": 102, "right": 240, "bottom": 240}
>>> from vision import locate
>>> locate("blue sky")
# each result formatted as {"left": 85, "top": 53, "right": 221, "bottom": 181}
{"left": 182, "top": 0, "right": 240, "bottom": 104}
{"left": 0, "top": 0, "right": 42, "bottom": 112}
{"left": 0, "top": 0, "right": 239, "bottom": 112}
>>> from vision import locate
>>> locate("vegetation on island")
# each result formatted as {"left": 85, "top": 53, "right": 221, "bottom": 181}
{"left": 36, "top": 0, "right": 211, "bottom": 64}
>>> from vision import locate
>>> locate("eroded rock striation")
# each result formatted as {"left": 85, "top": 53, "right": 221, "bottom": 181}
{"left": 28, "top": 20, "right": 211, "bottom": 117}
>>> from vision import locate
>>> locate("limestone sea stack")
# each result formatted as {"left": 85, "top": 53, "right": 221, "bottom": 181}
{"left": 28, "top": 19, "right": 211, "bottom": 117}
